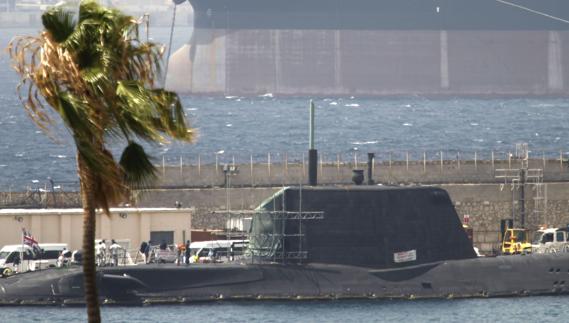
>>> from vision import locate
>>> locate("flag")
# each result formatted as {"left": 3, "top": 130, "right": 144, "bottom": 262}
{"left": 22, "top": 228, "right": 39, "bottom": 250}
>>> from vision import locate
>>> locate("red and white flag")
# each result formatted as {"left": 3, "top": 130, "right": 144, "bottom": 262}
{"left": 22, "top": 228, "right": 39, "bottom": 249}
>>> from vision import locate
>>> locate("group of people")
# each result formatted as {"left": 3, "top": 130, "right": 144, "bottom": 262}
{"left": 56, "top": 248, "right": 82, "bottom": 267}
{"left": 175, "top": 240, "right": 192, "bottom": 265}
{"left": 95, "top": 239, "right": 123, "bottom": 267}
{"left": 138, "top": 240, "right": 193, "bottom": 264}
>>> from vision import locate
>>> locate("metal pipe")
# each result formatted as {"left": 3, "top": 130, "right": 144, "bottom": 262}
{"left": 367, "top": 153, "right": 375, "bottom": 185}
{"left": 309, "top": 100, "right": 315, "bottom": 150}
{"left": 308, "top": 100, "right": 317, "bottom": 185}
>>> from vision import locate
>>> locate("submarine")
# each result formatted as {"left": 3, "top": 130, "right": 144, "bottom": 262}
{"left": 1, "top": 186, "right": 569, "bottom": 305}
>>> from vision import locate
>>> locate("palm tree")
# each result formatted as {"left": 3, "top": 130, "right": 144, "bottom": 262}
{"left": 8, "top": 1, "right": 194, "bottom": 321}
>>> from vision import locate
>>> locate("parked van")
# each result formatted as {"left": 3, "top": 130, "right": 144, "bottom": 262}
{"left": 190, "top": 240, "right": 248, "bottom": 263}
{"left": 0, "top": 243, "right": 68, "bottom": 276}
{"left": 0, "top": 245, "right": 35, "bottom": 275}
{"left": 35, "top": 243, "right": 69, "bottom": 269}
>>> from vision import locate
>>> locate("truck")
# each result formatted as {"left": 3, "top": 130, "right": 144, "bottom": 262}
{"left": 531, "top": 227, "right": 569, "bottom": 254}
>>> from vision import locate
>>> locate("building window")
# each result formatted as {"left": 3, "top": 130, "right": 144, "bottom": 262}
{"left": 150, "top": 231, "right": 174, "bottom": 246}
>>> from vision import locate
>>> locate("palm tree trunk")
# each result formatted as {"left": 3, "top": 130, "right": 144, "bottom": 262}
{"left": 79, "top": 161, "right": 101, "bottom": 323}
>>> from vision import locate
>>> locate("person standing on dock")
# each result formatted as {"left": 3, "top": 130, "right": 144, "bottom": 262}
{"left": 109, "top": 240, "right": 122, "bottom": 266}
{"left": 184, "top": 240, "right": 191, "bottom": 265}
{"left": 139, "top": 241, "right": 149, "bottom": 264}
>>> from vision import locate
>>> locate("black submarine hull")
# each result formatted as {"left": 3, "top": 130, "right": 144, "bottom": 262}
{"left": 1, "top": 253, "right": 568, "bottom": 305}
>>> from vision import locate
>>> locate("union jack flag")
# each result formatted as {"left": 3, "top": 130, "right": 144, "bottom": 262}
{"left": 22, "top": 228, "right": 39, "bottom": 250}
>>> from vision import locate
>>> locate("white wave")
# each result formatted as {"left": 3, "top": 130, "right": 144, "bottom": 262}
{"left": 15, "top": 153, "right": 24, "bottom": 157}
{"left": 530, "top": 103, "right": 556, "bottom": 108}
{"left": 225, "top": 96, "right": 237, "bottom": 99}
{"left": 0, "top": 164, "right": 6, "bottom": 167}
{"left": 403, "top": 104, "right": 412, "bottom": 108}
{"left": 226, "top": 123, "right": 233, "bottom": 127}
{"left": 470, "top": 123, "right": 479, "bottom": 126}
{"left": 555, "top": 137, "right": 561, "bottom": 141}
{"left": 473, "top": 139, "right": 484, "bottom": 142}
{"left": 351, "top": 140, "right": 379, "bottom": 145}
{"left": 329, "top": 101, "right": 338, "bottom": 106}
{"left": 345, "top": 103, "right": 360, "bottom": 107}
{"left": 259, "top": 93, "right": 273, "bottom": 98}
{"left": 187, "top": 108, "right": 198, "bottom": 111}
{"left": 216, "top": 150, "right": 225, "bottom": 154}
{"left": 535, "top": 133, "right": 539, "bottom": 136}
{"left": 402, "top": 123, "right": 413, "bottom": 126}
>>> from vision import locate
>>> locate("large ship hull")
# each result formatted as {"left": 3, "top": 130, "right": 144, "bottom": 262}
{"left": 167, "top": 0, "right": 569, "bottom": 96}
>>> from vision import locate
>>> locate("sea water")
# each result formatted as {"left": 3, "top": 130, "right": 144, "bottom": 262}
{"left": 1, "top": 26, "right": 569, "bottom": 321}
{"left": 1, "top": 297, "right": 569, "bottom": 322}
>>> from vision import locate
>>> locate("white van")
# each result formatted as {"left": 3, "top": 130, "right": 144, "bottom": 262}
{"left": 190, "top": 240, "right": 248, "bottom": 263}
{"left": 0, "top": 243, "right": 68, "bottom": 276}
{"left": 0, "top": 245, "right": 35, "bottom": 275}
{"left": 35, "top": 243, "right": 69, "bottom": 268}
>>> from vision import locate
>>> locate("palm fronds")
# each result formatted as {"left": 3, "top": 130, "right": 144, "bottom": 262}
{"left": 8, "top": 0, "right": 194, "bottom": 207}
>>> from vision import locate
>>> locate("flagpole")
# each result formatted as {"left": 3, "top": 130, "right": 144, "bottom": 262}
{"left": 20, "top": 228, "right": 24, "bottom": 273}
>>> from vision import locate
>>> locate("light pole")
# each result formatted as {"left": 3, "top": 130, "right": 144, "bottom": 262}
{"left": 223, "top": 164, "right": 239, "bottom": 260}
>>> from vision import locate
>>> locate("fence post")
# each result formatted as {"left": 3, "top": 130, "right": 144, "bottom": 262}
{"left": 508, "top": 151, "right": 511, "bottom": 169}
{"left": 198, "top": 154, "right": 201, "bottom": 176}
{"left": 302, "top": 152, "right": 305, "bottom": 177}
{"left": 268, "top": 152, "right": 271, "bottom": 177}
{"left": 336, "top": 153, "right": 340, "bottom": 174}
{"left": 423, "top": 151, "right": 426, "bottom": 173}
{"left": 389, "top": 152, "right": 392, "bottom": 170}
{"left": 543, "top": 151, "right": 546, "bottom": 169}
{"left": 319, "top": 153, "right": 323, "bottom": 178}
{"left": 457, "top": 152, "right": 460, "bottom": 170}
{"left": 162, "top": 155, "right": 165, "bottom": 176}
{"left": 354, "top": 152, "right": 358, "bottom": 169}
{"left": 491, "top": 151, "right": 494, "bottom": 169}
{"left": 215, "top": 153, "right": 219, "bottom": 175}
{"left": 560, "top": 150, "right": 563, "bottom": 170}
{"left": 284, "top": 152, "right": 288, "bottom": 183}
{"left": 406, "top": 151, "right": 409, "bottom": 171}
{"left": 250, "top": 154, "right": 254, "bottom": 186}
{"left": 474, "top": 151, "right": 477, "bottom": 171}
{"left": 373, "top": 152, "right": 376, "bottom": 178}
{"left": 440, "top": 151, "right": 443, "bottom": 173}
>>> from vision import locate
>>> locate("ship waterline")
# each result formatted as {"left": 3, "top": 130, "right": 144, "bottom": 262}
{"left": 166, "top": 28, "right": 568, "bottom": 96}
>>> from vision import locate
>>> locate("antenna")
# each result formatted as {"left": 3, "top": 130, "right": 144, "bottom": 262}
{"left": 495, "top": 0, "right": 569, "bottom": 24}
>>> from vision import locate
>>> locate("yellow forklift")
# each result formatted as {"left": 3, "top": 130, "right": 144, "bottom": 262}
{"left": 501, "top": 228, "right": 532, "bottom": 255}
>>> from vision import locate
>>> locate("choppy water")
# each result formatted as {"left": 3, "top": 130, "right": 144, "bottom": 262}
{"left": 1, "top": 297, "right": 569, "bottom": 322}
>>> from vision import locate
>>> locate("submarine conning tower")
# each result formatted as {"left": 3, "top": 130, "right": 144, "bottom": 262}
{"left": 250, "top": 186, "right": 477, "bottom": 268}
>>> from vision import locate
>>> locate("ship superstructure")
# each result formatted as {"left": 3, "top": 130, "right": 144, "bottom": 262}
{"left": 167, "top": 0, "right": 569, "bottom": 96}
